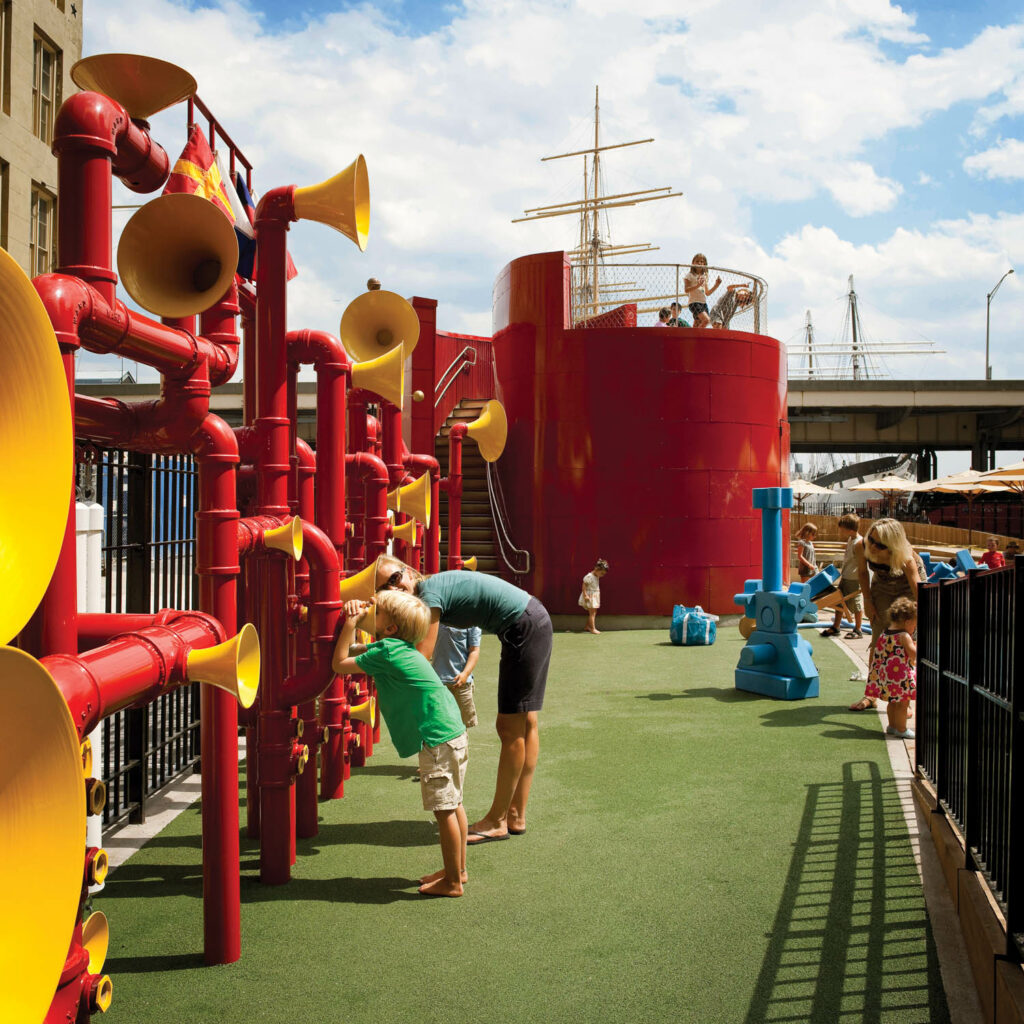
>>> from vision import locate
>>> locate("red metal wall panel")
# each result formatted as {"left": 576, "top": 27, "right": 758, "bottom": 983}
{"left": 489, "top": 250, "right": 789, "bottom": 616}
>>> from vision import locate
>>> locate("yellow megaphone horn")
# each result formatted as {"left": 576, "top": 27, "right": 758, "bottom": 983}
{"left": 390, "top": 473, "right": 431, "bottom": 529}
{"left": 350, "top": 344, "right": 405, "bottom": 409}
{"left": 462, "top": 556, "right": 478, "bottom": 571}
{"left": 340, "top": 288, "right": 419, "bottom": 362}
{"left": 82, "top": 911, "right": 110, "bottom": 974}
{"left": 0, "top": 647, "right": 87, "bottom": 1024}
{"left": 0, "top": 249, "right": 73, "bottom": 646}
{"left": 293, "top": 156, "right": 370, "bottom": 251}
{"left": 466, "top": 400, "right": 508, "bottom": 463}
{"left": 117, "top": 192, "right": 239, "bottom": 319}
{"left": 71, "top": 53, "right": 196, "bottom": 120}
{"left": 186, "top": 623, "right": 261, "bottom": 710}
{"left": 391, "top": 518, "right": 418, "bottom": 545}
{"left": 349, "top": 696, "right": 376, "bottom": 729}
{"left": 337, "top": 557, "right": 384, "bottom": 604}
{"left": 264, "top": 516, "right": 303, "bottom": 561}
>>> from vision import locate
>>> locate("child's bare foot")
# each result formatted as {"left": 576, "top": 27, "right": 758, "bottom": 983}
{"left": 418, "top": 876, "right": 463, "bottom": 897}
{"left": 420, "top": 867, "right": 468, "bottom": 885}
{"left": 585, "top": 627, "right": 600, "bottom": 634}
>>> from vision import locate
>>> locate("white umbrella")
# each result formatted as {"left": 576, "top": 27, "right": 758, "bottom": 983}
{"left": 980, "top": 461, "right": 1024, "bottom": 494}
{"left": 788, "top": 478, "right": 831, "bottom": 511}
{"left": 914, "top": 470, "right": 1009, "bottom": 545}
{"left": 849, "top": 475, "right": 919, "bottom": 517}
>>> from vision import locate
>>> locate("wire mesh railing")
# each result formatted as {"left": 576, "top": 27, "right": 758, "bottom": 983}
{"left": 917, "top": 558, "right": 1024, "bottom": 956}
{"left": 569, "top": 262, "right": 767, "bottom": 332}
{"left": 78, "top": 447, "right": 201, "bottom": 828}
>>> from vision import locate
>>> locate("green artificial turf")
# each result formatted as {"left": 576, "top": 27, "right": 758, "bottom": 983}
{"left": 97, "top": 627, "right": 949, "bottom": 1024}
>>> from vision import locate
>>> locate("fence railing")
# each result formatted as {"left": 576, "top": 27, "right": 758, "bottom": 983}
{"left": 569, "top": 262, "right": 768, "bottom": 332}
{"left": 917, "top": 558, "right": 1024, "bottom": 957}
{"left": 78, "top": 447, "right": 202, "bottom": 828}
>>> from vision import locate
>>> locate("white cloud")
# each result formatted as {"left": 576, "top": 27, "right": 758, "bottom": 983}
{"left": 964, "top": 138, "right": 1024, "bottom": 180}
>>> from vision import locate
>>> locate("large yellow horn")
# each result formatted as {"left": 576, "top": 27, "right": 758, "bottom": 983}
{"left": 82, "top": 911, "right": 110, "bottom": 974}
{"left": 339, "top": 289, "right": 419, "bottom": 362}
{"left": 264, "top": 516, "right": 303, "bottom": 561}
{"left": 350, "top": 344, "right": 405, "bottom": 409}
{"left": 0, "top": 248, "right": 73, "bottom": 645}
{"left": 186, "top": 623, "right": 261, "bottom": 710}
{"left": 466, "top": 400, "right": 508, "bottom": 463}
{"left": 337, "top": 557, "right": 383, "bottom": 604}
{"left": 395, "top": 474, "right": 431, "bottom": 529}
{"left": 462, "top": 555, "right": 478, "bottom": 571}
{"left": 117, "top": 193, "right": 239, "bottom": 319}
{"left": 293, "top": 156, "right": 370, "bottom": 250}
{"left": 349, "top": 696, "right": 376, "bottom": 729}
{"left": 0, "top": 647, "right": 86, "bottom": 1024}
{"left": 391, "top": 518, "right": 417, "bottom": 545}
{"left": 70, "top": 53, "right": 196, "bottom": 120}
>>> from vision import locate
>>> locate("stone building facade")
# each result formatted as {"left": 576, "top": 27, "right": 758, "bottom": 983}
{"left": 0, "top": 0, "right": 82, "bottom": 275}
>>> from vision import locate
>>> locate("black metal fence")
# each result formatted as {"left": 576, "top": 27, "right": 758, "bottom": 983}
{"left": 77, "top": 447, "right": 201, "bottom": 828}
{"left": 917, "top": 556, "right": 1024, "bottom": 957}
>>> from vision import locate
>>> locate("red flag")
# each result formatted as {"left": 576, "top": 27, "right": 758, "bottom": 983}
{"left": 163, "top": 124, "right": 234, "bottom": 223}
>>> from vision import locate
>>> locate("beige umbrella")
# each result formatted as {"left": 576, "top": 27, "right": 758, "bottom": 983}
{"left": 980, "top": 461, "right": 1024, "bottom": 494}
{"left": 914, "top": 470, "right": 1009, "bottom": 545}
{"left": 788, "top": 478, "right": 831, "bottom": 512}
{"left": 849, "top": 475, "right": 920, "bottom": 518}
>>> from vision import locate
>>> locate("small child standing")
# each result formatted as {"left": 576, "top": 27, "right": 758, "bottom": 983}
{"left": 332, "top": 590, "right": 468, "bottom": 897}
{"left": 432, "top": 625, "right": 481, "bottom": 729}
{"left": 865, "top": 596, "right": 917, "bottom": 739}
{"left": 683, "top": 253, "right": 723, "bottom": 329}
{"left": 794, "top": 523, "right": 818, "bottom": 583}
{"left": 579, "top": 558, "right": 609, "bottom": 634}
{"left": 821, "top": 513, "right": 864, "bottom": 639}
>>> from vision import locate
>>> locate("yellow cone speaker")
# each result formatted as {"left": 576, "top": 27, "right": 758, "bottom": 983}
{"left": 462, "top": 556, "right": 478, "bottom": 571}
{"left": 0, "top": 647, "right": 86, "bottom": 1024}
{"left": 350, "top": 344, "right": 405, "bottom": 409}
{"left": 117, "top": 192, "right": 239, "bottom": 319}
{"left": 350, "top": 696, "right": 376, "bottom": 729}
{"left": 0, "top": 248, "right": 73, "bottom": 646}
{"left": 264, "top": 516, "right": 303, "bottom": 561}
{"left": 337, "top": 558, "right": 383, "bottom": 604}
{"left": 466, "top": 400, "right": 508, "bottom": 463}
{"left": 82, "top": 911, "right": 110, "bottom": 974}
{"left": 70, "top": 53, "right": 196, "bottom": 120}
{"left": 339, "top": 289, "right": 419, "bottom": 363}
{"left": 186, "top": 623, "right": 261, "bottom": 709}
{"left": 391, "top": 473, "right": 431, "bottom": 529}
{"left": 293, "top": 156, "right": 369, "bottom": 251}
{"left": 391, "top": 518, "right": 417, "bottom": 545}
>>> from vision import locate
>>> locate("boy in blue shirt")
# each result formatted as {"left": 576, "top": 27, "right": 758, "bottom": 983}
{"left": 432, "top": 625, "right": 481, "bottom": 728}
{"left": 333, "top": 590, "right": 468, "bottom": 897}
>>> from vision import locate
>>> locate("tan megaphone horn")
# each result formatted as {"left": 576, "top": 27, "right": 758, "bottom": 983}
{"left": 462, "top": 556, "right": 478, "bottom": 571}
{"left": 339, "top": 288, "right": 419, "bottom": 362}
{"left": 349, "top": 696, "right": 376, "bottom": 729}
{"left": 391, "top": 518, "right": 418, "bottom": 545}
{"left": 293, "top": 156, "right": 370, "bottom": 250}
{"left": 71, "top": 53, "right": 196, "bottom": 120}
{"left": 0, "top": 248, "right": 73, "bottom": 646}
{"left": 0, "top": 647, "right": 87, "bottom": 1024}
{"left": 117, "top": 192, "right": 239, "bottom": 319}
{"left": 186, "top": 623, "right": 261, "bottom": 710}
{"left": 82, "top": 911, "right": 110, "bottom": 974}
{"left": 350, "top": 344, "right": 405, "bottom": 409}
{"left": 392, "top": 474, "right": 431, "bottom": 529}
{"left": 466, "top": 399, "right": 508, "bottom": 463}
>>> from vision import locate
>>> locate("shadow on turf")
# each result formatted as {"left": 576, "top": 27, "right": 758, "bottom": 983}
{"left": 744, "top": 760, "right": 949, "bottom": 1024}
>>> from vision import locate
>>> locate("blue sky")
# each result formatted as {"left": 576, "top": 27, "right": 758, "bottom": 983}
{"left": 82, "top": 0, "right": 1024, "bottom": 476}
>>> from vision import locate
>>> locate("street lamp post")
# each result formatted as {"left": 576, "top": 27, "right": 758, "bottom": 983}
{"left": 986, "top": 268, "right": 1014, "bottom": 380}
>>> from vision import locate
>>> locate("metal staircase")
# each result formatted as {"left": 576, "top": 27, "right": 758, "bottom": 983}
{"left": 436, "top": 399, "right": 500, "bottom": 573}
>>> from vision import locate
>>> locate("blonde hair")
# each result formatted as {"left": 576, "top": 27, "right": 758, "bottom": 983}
{"left": 375, "top": 554, "right": 425, "bottom": 587}
{"left": 373, "top": 590, "right": 430, "bottom": 645}
{"left": 867, "top": 518, "right": 915, "bottom": 576}
{"left": 887, "top": 596, "right": 917, "bottom": 628}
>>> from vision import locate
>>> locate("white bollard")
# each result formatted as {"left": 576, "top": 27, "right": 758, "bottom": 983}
{"left": 82, "top": 502, "right": 106, "bottom": 893}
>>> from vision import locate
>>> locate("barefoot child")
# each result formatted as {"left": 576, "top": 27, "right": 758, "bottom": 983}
{"left": 683, "top": 253, "right": 722, "bottom": 328}
{"left": 820, "top": 514, "right": 864, "bottom": 639}
{"left": 333, "top": 590, "right": 469, "bottom": 897}
{"left": 579, "top": 558, "right": 609, "bottom": 634}
{"left": 865, "top": 596, "right": 917, "bottom": 739}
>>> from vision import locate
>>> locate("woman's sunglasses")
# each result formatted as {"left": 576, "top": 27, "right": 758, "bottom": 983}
{"left": 377, "top": 570, "right": 404, "bottom": 592}
{"left": 866, "top": 534, "right": 888, "bottom": 551}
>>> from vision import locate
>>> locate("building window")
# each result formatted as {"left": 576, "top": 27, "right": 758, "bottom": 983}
{"left": 0, "top": 2, "right": 10, "bottom": 115}
{"left": 30, "top": 183, "right": 55, "bottom": 275}
{"left": 32, "top": 31, "right": 61, "bottom": 144}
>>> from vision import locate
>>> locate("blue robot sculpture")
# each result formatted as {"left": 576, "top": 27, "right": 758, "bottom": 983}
{"left": 734, "top": 487, "right": 820, "bottom": 699}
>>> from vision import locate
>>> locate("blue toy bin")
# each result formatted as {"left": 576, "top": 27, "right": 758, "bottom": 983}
{"left": 670, "top": 605, "right": 718, "bottom": 646}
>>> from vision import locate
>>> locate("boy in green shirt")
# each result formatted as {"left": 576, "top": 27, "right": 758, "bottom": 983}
{"left": 332, "top": 589, "right": 468, "bottom": 897}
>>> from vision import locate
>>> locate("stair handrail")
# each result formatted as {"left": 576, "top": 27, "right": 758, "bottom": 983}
{"left": 486, "top": 461, "right": 531, "bottom": 575}
{"left": 434, "top": 347, "right": 478, "bottom": 409}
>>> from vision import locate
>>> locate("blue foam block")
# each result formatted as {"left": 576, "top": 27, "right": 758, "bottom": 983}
{"left": 735, "top": 669, "right": 820, "bottom": 700}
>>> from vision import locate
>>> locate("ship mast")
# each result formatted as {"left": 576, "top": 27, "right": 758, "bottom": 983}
{"left": 514, "top": 86, "right": 682, "bottom": 320}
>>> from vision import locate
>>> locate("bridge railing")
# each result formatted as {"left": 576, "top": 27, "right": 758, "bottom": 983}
{"left": 917, "top": 558, "right": 1024, "bottom": 958}
{"left": 569, "top": 262, "right": 768, "bottom": 332}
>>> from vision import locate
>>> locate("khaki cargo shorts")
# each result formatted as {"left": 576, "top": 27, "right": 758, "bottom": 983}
{"left": 419, "top": 732, "right": 468, "bottom": 812}
{"left": 445, "top": 681, "right": 478, "bottom": 728}
{"left": 840, "top": 577, "right": 862, "bottom": 613}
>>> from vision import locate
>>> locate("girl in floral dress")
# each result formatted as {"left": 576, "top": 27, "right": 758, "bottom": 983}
{"left": 865, "top": 596, "right": 917, "bottom": 739}
{"left": 579, "top": 559, "right": 609, "bottom": 634}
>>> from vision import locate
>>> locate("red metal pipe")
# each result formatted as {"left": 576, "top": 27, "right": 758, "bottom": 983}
{"left": 76, "top": 610, "right": 177, "bottom": 651}
{"left": 405, "top": 453, "right": 441, "bottom": 574}
{"left": 445, "top": 424, "right": 467, "bottom": 570}
{"left": 348, "top": 451, "right": 390, "bottom": 559}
